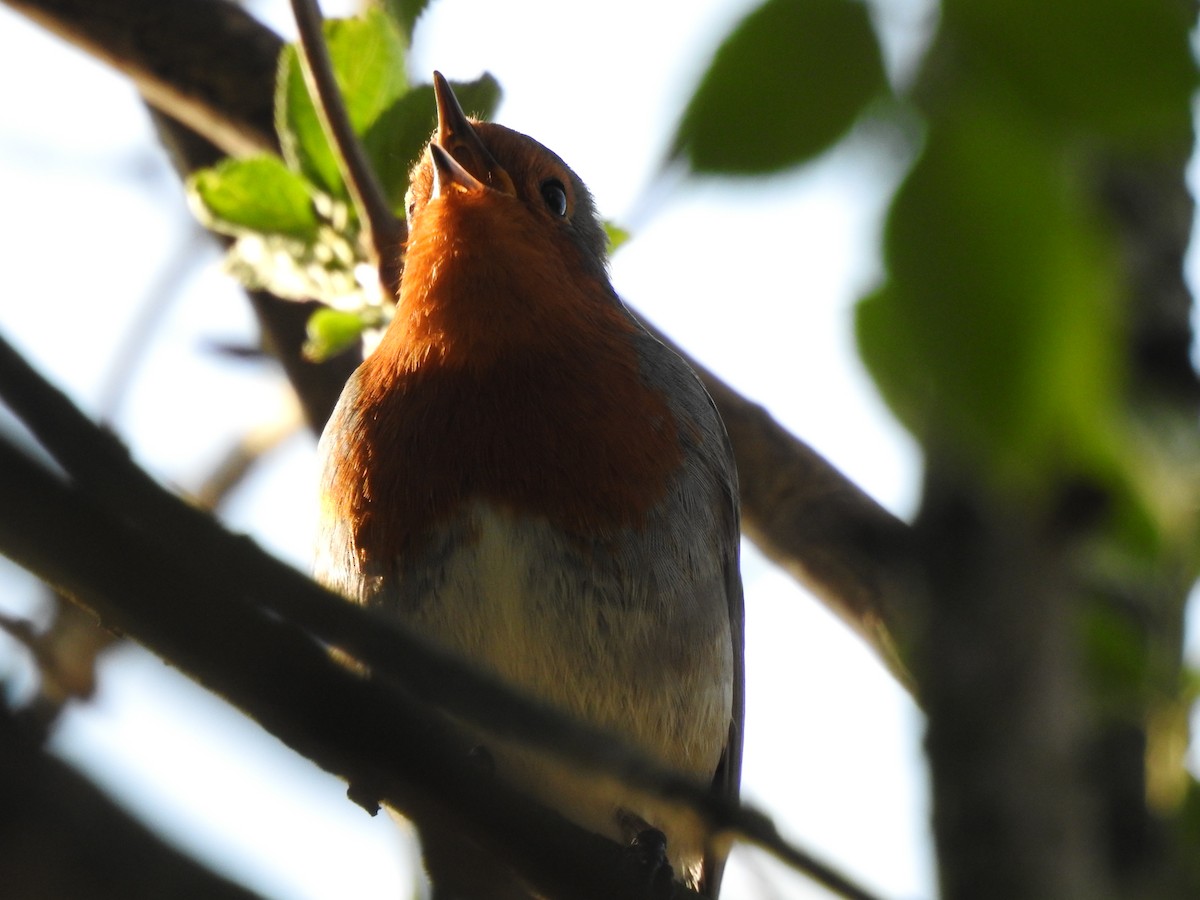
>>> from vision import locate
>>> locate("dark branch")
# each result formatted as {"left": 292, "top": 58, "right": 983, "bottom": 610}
{"left": 4, "top": 0, "right": 280, "bottom": 158}
{"left": 0, "top": 705, "right": 264, "bottom": 900}
{"left": 0, "top": 429, "right": 695, "bottom": 900}
{"left": 0, "top": 331, "right": 889, "bottom": 900}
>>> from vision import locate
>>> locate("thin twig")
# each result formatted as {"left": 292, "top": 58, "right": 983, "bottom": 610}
{"left": 191, "top": 397, "right": 303, "bottom": 512}
{"left": 99, "top": 226, "right": 211, "bottom": 422}
{"left": 289, "top": 0, "right": 406, "bottom": 299}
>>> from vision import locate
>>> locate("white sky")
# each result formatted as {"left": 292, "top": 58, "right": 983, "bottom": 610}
{"left": 0, "top": 0, "right": 946, "bottom": 897}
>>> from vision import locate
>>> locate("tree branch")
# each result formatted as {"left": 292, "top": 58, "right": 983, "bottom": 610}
{"left": 916, "top": 473, "right": 1109, "bottom": 899}
{"left": 645, "top": 324, "right": 915, "bottom": 686}
{"left": 0, "top": 331, "right": 889, "bottom": 900}
{"left": 0, "top": 432, "right": 699, "bottom": 900}
{"left": 4, "top": 0, "right": 280, "bottom": 158}
{"left": 0, "top": 705, "right": 264, "bottom": 900}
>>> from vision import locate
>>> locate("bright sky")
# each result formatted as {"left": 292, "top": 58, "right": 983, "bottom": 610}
{"left": 0, "top": 0, "right": 939, "bottom": 897}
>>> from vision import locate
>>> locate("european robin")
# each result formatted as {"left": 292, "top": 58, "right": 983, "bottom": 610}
{"left": 315, "top": 72, "right": 744, "bottom": 898}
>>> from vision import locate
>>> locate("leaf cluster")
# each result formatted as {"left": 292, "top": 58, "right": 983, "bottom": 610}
{"left": 186, "top": 7, "right": 499, "bottom": 359}
{"left": 858, "top": 0, "right": 1196, "bottom": 501}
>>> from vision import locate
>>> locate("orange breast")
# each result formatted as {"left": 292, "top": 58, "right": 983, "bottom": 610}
{"left": 329, "top": 313, "right": 683, "bottom": 568}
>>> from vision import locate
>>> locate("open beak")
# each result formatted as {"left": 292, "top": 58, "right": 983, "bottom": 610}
{"left": 429, "top": 142, "right": 484, "bottom": 199}
{"left": 431, "top": 71, "right": 514, "bottom": 196}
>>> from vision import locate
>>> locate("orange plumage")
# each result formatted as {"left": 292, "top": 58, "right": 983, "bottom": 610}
{"left": 317, "top": 72, "right": 743, "bottom": 899}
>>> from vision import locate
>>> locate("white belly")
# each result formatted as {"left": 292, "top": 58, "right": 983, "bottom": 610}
{"left": 389, "top": 504, "right": 734, "bottom": 885}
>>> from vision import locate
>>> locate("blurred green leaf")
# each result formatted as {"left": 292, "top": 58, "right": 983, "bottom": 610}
{"left": 856, "top": 99, "right": 1125, "bottom": 487}
{"left": 946, "top": 0, "right": 1197, "bottom": 148}
{"left": 603, "top": 220, "right": 631, "bottom": 256}
{"left": 379, "top": 0, "right": 431, "bottom": 42}
{"left": 363, "top": 73, "right": 502, "bottom": 213}
{"left": 276, "top": 8, "right": 409, "bottom": 197}
{"left": 671, "top": 0, "right": 887, "bottom": 174}
{"left": 187, "top": 156, "right": 318, "bottom": 240}
{"left": 855, "top": 284, "right": 925, "bottom": 440}
{"left": 1081, "top": 601, "right": 1151, "bottom": 710}
{"left": 303, "top": 307, "right": 368, "bottom": 361}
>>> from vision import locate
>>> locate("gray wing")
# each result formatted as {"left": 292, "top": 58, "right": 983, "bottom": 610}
{"left": 628, "top": 318, "right": 744, "bottom": 897}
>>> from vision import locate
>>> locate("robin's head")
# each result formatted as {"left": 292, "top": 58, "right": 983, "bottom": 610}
{"left": 402, "top": 72, "right": 610, "bottom": 283}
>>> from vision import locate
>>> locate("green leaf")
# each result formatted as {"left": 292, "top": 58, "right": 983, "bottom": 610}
{"left": 946, "top": 0, "right": 1197, "bottom": 148}
{"left": 671, "top": 0, "right": 887, "bottom": 174}
{"left": 276, "top": 8, "right": 409, "bottom": 197}
{"left": 1080, "top": 601, "right": 1151, "bottom": 710}
{"left": 277, "top": 44, "right": 332, "bottom": 191}
{"left": 379, "top": 0, "right": 431, "bottom": 42}
{"left": 603, "top": 220, "right": 631, "bottom": 255}
{"left": 363, "top": 73, "right": 503, "bottom": 213}
{"left": 855, "top": 284, "right": 925, "bottom": 440}
{"left": 187, "top": 156, "right": 318, "bottom": 240}
{"left": 856, "top": 100, "right": 1125, "bottom": 488}
{"left": 304, "top": 307, "right": 368, "bottom": 361}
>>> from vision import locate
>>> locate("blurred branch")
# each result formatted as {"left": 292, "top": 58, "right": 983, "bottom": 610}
{"left": 3, "top": 0, "right": 279, "bottom": 158}
{"left": 191, "top": 396, "right": 303, "bottom": 511}
{"left": 916, "top": 474, "right": 1110, "bottom": 899}
{"left": 646, "top": 325, "right": 915, "bottom": 687}
{"left": 0, "top": 332, "right": 888, "bottom": 900}
{"left": 0, "top": 705, "right": 264, "bottom": 899}
{"left": 1101, "top": 153, "right": 1199, "bottom": 405}
{"left": 0, "top": 607, "right": 112, "bottom": 705}
{"left": 98, "top": 225, "right": 211, "bottom": 422}
{"left": 0, "top": 417, "right": 697, "bottom": 900}
{"left": 1, "top": 0, "right": 918, "bottom": 686}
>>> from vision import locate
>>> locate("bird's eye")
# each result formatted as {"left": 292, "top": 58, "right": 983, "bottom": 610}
{"left": 540, "top": 179, "right": 568, "bottom": 217}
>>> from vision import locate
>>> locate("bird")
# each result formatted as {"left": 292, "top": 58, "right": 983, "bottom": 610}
{"left": 315, "top": 71, "right": 744, "bottom": 899}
